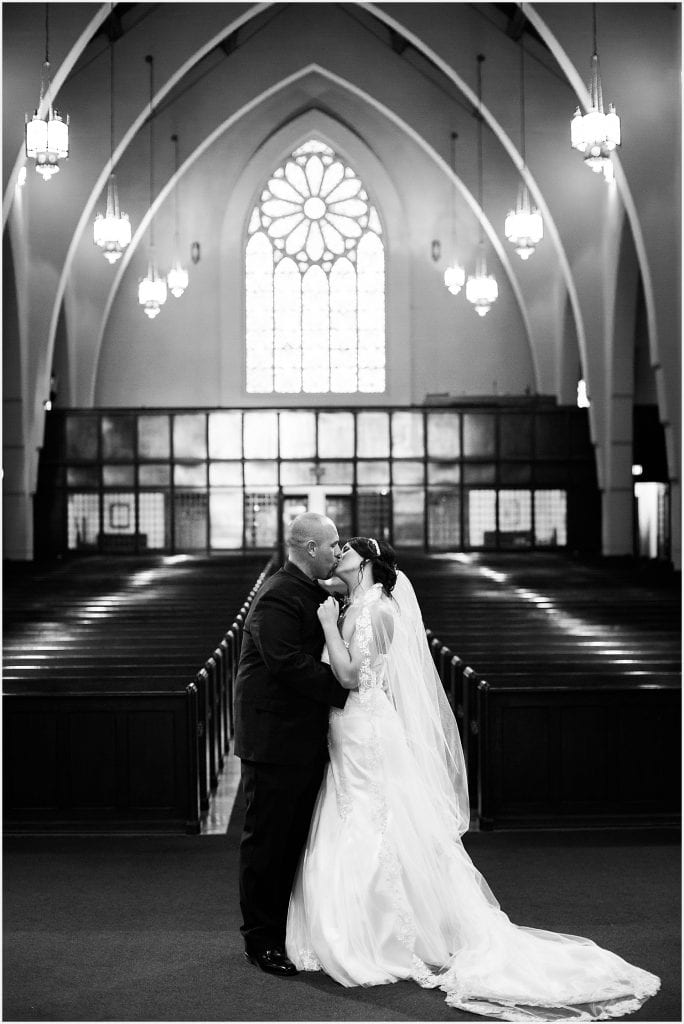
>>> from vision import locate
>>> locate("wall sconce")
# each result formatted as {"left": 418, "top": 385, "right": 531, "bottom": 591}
{"left": 191, "top": 241, "right": 201, "bottom": 264}
{"left": 431, "top": 239, "right": 441, "bottom": 262}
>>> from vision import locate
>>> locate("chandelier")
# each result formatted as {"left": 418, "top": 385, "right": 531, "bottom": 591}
{"left": 138, "top": 55, "right": 167, "bottom": 319}
{"left": 93, "top": 15, "right": 131, "bottom": 263}
{"left": 167, "top": 133, "right": 189, "bottom": 298}
{"left": 505, "top": 35, "right": 543, "bottom": 260}
{"left": 25, "top": 4, "right": 69, "bottom": 180}
{"left": 570, "top": 4, "right": 621, "bottom": 183}
{"left": 466, "top": 55, "right": 498, "bottom": 318}
{"left": 443, "top": 131, "right": 465, "bottom": 295}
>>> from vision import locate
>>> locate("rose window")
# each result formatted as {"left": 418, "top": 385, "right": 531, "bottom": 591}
{"left": 246, "top": 139, "right": 385, "bottom": 394}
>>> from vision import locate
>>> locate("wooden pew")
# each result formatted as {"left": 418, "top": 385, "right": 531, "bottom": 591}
{"left": 3, "top": 555, "right": 274, "bottom": 834}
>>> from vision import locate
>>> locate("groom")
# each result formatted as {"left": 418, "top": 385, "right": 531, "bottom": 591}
{"left": 234, "top": 512, "right": 349, "bottom": 977}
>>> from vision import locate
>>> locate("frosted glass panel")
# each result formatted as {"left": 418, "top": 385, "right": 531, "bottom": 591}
{"left": 280, "top": 462, "right": 316, "bottom": 485}
{"left": 103, "top": 465, "right": 135, "bottom": 487}
{"left": 463, "top": 464, "right": 495, "bottom": 484}
{"left": 534, "top": 490, "right": 567, "bottom": 546}
{"left": 463, "top": 413, "right": 495, "bottom": 457}
{"left": 102, "top": 415, "right": 135, "bottom": 459}
{"left": 244, "top": 461, "right": 278, "bottom": 486}
{"left": 428, "top": 463, "right": 460, "bottom": 485}
{"left": 427, "top": 412, "right": 460, "bottom": 458}
{"left": 318, "top": 412, "right": 354, "bottom": 458}
{"left": 393, "top": 487, "right": 424, "bottom": 546}
{"left": 392, "top": 412, "right": 424, "bottom": 458}
{"left": 138, "top": 415, "right": 170, "bottom": 458}
{"left": 66, "top": 416, "right": 98, "bottom": 460}
{"left": 280, "top": 411, "right": 316, "bottom": 458}
{"left": 209, "top": 463, "right": 243, "bottom": 486}
{"left": 357, "top": 411, "right": 389, "bottom": 457}
{"left": 210, "top": 490, "right": 244, "bottom": 549}
{"left": 428, "top": 489, "right": 461, "bottom": 548}
{"left": 103, "top": 493, "right": 135, "bottom": 533}
{"left": 173, "top": 414, "right": 207, "bottom": 458}
{"left": 244, "top": 491, "right": 278, "bottom": 547}
{"left": 500, "top": 414, "right": 532, "bottom": 458}
{"left": 209, "top": 412, "right": 243, "bottom": 459}
{"left": 466, "top": 490, "right": 496, "bottom": 546}
{"left": 138, "top": 491, "right": 167, "bottom": 548}
{"left": 67, "top": 493, "right": 100, "bottom": 548}
{"left": 357, "top": 461, "right": 389, "bottom": 484}
{"left": 67, "top": 467, "right": 99, "bottom": 487}
{"left": 393, "top": 461, "right": 424, "bottom": 485}
{"left": 139, "top": 464, "right": 170, "bottom": 486}
{"left": 499, "top": 489, "right": 531, "bottom": 546}
{"left": 174, "top": 464, "right": 206, "bottom": 487}
{"left": 244, "top": 411, "right": 278, "bottom": 458}
{"left": 319, "top": 461, "right": 354, "bottom": 484}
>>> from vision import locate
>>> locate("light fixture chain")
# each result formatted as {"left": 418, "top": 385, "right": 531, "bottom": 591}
{"left": 44, "top": 3, "right": 49, "bottom": 68}
{"left": 109, "top": 7, "right": 115, "bottom": 169}
{"left": 450, "top": 130, "right": 457, "bottom": 252}
{"left": 173, "top": 132, "right": 180, "bottom": 245}
{"left": 520, "top": 38, "right": 526, "bottom": 167}
{"left": 146, "top": 54, "right": 155, "bottom": 250}
{"left": 476, "top": 54, "right": 485, "bottom": 245}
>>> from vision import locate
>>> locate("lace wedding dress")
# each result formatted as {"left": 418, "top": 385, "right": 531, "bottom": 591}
{"left": 286, "top": 573, "right": 660, "bottom": 1021}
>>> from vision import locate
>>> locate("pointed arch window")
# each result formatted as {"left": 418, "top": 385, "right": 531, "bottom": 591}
{"left": 246, "top": 139, "right": 386, "bottom": 394}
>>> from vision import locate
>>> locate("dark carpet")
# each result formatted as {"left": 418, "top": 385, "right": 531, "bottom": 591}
{"left": 3, "top": 810, "right": 679, "bottom": 1023}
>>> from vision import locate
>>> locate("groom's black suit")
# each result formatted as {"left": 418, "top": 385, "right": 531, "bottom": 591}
{"left": 234, "top": 560, "right": 348, "bottom": 954}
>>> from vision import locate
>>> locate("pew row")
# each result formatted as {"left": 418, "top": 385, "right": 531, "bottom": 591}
{"left": 3, "top": 559, "right": 274, "bottom": 834}
{"left": 426, "top": 633, "right": 681, "bottom": 830}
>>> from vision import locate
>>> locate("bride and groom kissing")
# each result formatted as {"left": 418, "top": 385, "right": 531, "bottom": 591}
{"left": 233, "top": 512, "right": 659, "bottom": 1021}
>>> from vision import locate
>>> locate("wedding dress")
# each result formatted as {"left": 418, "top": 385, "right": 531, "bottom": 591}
{"left": 286, "top": 572, "right": 660, "bottom": 1021}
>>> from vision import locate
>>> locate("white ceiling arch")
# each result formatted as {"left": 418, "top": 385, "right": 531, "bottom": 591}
{"left": 363, "top": 2, "right": 587, "bottom": 406}
{"left": 523, "top": 2, "right": 664, "bottom": 427}
{"left": 43, "top": 2, "right": 273, "bottom": 412}
{"left": 27, "top": 1, "right": 631, "bottom": 416}
{"left": 90, "top": 61, "right": 540, "bottom": 401}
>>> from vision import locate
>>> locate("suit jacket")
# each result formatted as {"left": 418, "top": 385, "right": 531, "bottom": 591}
{"left": 233, "top": 561, "right": 348, "bottom": 765}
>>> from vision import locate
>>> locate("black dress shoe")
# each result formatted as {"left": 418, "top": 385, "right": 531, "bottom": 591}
{"left": 244, "top": 948, "right": 299, "bottom": 977}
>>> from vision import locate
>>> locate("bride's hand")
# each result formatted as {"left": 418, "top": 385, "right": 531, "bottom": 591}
{"left": 317, "top": 596, "right": 340, "bottom": 629}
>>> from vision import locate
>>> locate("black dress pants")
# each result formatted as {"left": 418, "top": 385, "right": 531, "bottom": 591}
{"left": 239, "top": 756, "right": 326, "bottom": 953}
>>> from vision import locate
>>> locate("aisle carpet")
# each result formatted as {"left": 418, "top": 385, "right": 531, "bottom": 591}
{"left": 4, "top": 809, "right": 679, "bottom": 1023}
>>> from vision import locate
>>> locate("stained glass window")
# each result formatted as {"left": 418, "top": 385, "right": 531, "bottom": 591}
{"left": 246, "top": 139, "right": 386, "bottom": 394}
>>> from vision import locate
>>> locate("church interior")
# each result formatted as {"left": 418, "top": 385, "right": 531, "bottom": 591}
{"left": 3, "top": 2, "right": 681, "bottom": 1021}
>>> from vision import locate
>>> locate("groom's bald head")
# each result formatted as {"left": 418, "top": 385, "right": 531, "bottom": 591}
{"left": 287, "top": 513, "right": 340, "bottom": 579}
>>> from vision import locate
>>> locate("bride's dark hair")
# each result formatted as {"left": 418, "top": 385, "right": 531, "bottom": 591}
{"left": 348, "top": 537, "right": 398, "bottom": 597}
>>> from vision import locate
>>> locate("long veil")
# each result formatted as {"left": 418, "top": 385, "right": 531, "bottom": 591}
{"left": 376, "top": 569, "right": 470, "bottom": 840}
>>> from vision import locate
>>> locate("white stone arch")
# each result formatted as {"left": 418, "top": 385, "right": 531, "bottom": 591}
{"left": 219, "top": 107, "right": 410, "bottom": 405}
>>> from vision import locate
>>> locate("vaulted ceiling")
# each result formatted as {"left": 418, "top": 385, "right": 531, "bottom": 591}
{"left": 3, "top": 3, "right": 681, "bottom": 557}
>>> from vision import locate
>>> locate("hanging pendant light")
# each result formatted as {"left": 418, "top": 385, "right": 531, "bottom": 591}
{"left": 93, "top": 11, "right": 131, "bottom": 264}
{"left": 25, "top": 4, "right": 70, "bottom": 180}
{"left": 466, "top": 55, "right": 498, "bottom": 318}
{"left": 505, "top": 35, "right": 543, "bottom": 260}
{"left": 138, "top": 55, "right": 167, "bottom": 319}
{"left": 570, "top": 3, "right": 621, "bottom": 183}
{"left": 166, "top": 133, "right": 189, "bottom": 298}
{"left": 466, "top": 246, "right": 499, "bottom": 317}
{"left": 443, "top": 131, "right": 465, "bottom": 296}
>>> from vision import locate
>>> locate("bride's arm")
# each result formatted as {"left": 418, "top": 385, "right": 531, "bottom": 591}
{"left": 317, "top": 597, "right": 393, "bottom": 689}
{"left": 317, "top": 597, "right": 356, "bottom": 688}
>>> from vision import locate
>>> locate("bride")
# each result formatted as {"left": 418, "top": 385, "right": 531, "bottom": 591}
{"left": 285, "top": 537, "right": 660, "bottom": 1021}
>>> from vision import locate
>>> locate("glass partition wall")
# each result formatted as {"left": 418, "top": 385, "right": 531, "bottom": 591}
{"left": 40, "top": 404, "right": 599, "bottom": 556}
